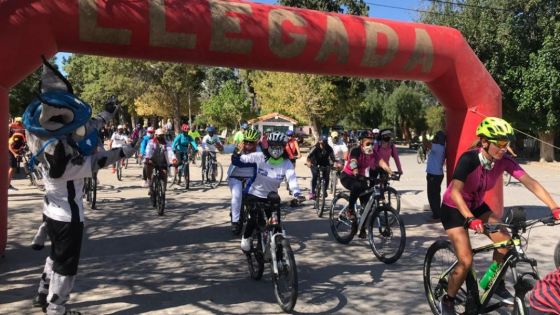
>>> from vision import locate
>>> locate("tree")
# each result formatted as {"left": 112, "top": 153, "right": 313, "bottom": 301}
{"left": 384, "top": 83, "right": 425, "bottom": 142}
{"left": 340, "top": 89, "right": 384, "bottom": 129}
{"left": 251, "top": 71, "right": 340, "bottom": 140}
{"left": 425, "top": 105, "right": 446, "bottom": 134}
{"left": 200, "top": 80, "right": 252, "bottom": 130}
{"left": 420, "top": 0, "right": 560, "bottom": 161}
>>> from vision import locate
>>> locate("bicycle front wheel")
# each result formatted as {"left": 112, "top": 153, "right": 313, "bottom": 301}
{"left": 424, "top": 240, "right": 467, "bottom": 315}
{"left": 246, "top": 231, "right": 264, "bottom": 280}
{"left": 367, "top": 206, "right": 406, "bottom": 264}
{"left": 329, "top": 193, "right": 357, "bottom": 244}
{"left": 318, "top": 181, "right": 327, "bottom": 217}
{"left": 272, "top": 235, "right": 298, "bottom": 313}
{"left": 90, "top": 176, "right": 97, "bottom": 209}
{"left": 208, "top": 161, "right": 223, "bottom": 189}
{"left": 117, "top": 162, "right": 123, "bottom": 181}
{"left": 157, "top": 177, "right": 166, "bottom": 216}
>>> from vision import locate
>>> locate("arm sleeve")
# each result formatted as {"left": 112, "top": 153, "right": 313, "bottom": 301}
{"left": 145, "top": 142, "right": 154, "bottom": 159}
{"left": 201, "top": 136, "right": 208, "bottom": 150}
{"left": 239, "top": 152, "right": 265, "bottom": 164}
{"left": 189, "top": 136, "right": 199, "bottom": 151}
{"left": 140, "top": 138, "right": 148, "bottom": 155}
{"left": 110, "top": 133, "right": 116, "bottom": 141}
{"left": 307, "top": 147, "right": 317, "bottom": 161}
{"left": 503, "top": 155, "right": 526, "bottom": 179}
{"left": 452, "top": 151, "right": 480, "bottom": 182}
{"left": 285, "top": 163, "right": 301, "bottom": 195}
{"left": 92, "top": 147, "right": 127, "bottom": 172}
{"left": 172, "top": 136, "right": 180, "bottom": 151}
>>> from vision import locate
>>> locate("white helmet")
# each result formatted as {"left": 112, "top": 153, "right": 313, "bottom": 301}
{"left": 155, "top": 128, "right": 164, "bottom": 136}
{"left": 147, "top": 127, "right": 155, "bottom": 133}
{"left": 117, "top": 124, "right": 124, "bottom": 129}
{"left": 372, "top": 128, "right": 380, "bottom": 134}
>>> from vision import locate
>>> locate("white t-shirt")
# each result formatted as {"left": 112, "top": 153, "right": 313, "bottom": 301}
{"left": 329, "top": 138, "right": 348, "bottom": 162}
{"left": 239, "top": 152, "right": 300, "bottom": 199}
{"left": 110, "top": 132, "right": 128, "bottom": 148}
{"left": 202, "top": 134, "right": 222, "bottom": 152}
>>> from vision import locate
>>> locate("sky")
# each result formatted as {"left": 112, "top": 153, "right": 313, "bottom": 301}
{"left": 55, "top": 0, "right": 424, "bottom": 70}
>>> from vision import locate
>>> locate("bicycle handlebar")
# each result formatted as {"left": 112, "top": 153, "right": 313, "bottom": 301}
{"left": 483, "top": 216, "right": 558, "bottom": 233}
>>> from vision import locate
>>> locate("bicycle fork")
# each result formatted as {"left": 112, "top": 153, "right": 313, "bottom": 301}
{"left": 269, "top": 231, "right": 286, "bottom": 275}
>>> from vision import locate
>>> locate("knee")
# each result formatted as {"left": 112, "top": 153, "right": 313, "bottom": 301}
{"left": 456, "top": 253, "right": 473, "bottom": 271}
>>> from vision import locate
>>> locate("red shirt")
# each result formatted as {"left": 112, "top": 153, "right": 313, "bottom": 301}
{"left": 530, "top": 268, "right": 560, "bottom": 314}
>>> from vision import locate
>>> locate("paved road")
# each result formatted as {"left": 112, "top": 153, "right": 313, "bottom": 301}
{"left": 2, "top": 147, "right": 559, "bottom": 314}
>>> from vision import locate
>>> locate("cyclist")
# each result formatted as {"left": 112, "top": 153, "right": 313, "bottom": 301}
{"left": 306, "top": 135, "right": 335, "bottom": 200}
{"left": 130, "top": 123, "right": 144, "bottom": 142}
{"left": 140, "top": 127, "right": 155, "bottom": 187}
{"left": 9, "top": 116, "right": 26, "bottom": 137}
{"left": 8, "top": 131, "right": 26, "bottom": 191}
{"left": 145, "top": 128, "right": 177, "bottom": 188}
{"left": 438, "top": 117, "right": 560, "bottom": 314}
{"left": 201, "top": 126, "right": 223, "bottom": 176}
{"left": 328, "top": 131, "right": 348, "bottom": 168}
{"left": 340, "top": 131, "right": 392, "bottom": 228}
{"left": 374, "top": 128, "right": 403, "bottom": 176}
{"left": 109, "top": 125, "right": 129, "bottom": 174}
{"left": 172, "top": 123, "right": 198, "bottom": 188}
{"left": 227, "top": 128, "right": 260, "bottom": 235}
{"left": 233, "top": 123, "right": 247, "bottom": 146}
{"left": 232, "top": 132, "right": 302, "bottom": 251}
{"left": 285, "top": 130, "right": 302, "bottom": 166}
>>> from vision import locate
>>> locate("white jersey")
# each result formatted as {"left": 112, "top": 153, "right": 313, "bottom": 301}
{"left": 145, "top": 140, "right": 176, "bottom": 165}
{"left": 239, "top": 152, "right": 300, "bottom": 199}
{"left": 202, "top": 134, "right": 222, "bottom": 152}
{"left": 110, "top": 132, "right": 128, "bottom": 148}
{"left": 328, "top": 137, "right": 348, "bottom": 161}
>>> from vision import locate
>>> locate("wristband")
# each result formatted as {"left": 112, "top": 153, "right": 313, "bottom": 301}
{"left": 463, "top": 217, "right": 476, "bottom": 229}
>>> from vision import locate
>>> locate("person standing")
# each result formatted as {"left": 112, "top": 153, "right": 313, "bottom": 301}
{"left": 233, "top": 123, "right": 247, "bottom": 147}
{"left": 426, "top": 130, "right": 446, "bottom": 222}
{"left": 285, "top": 130, "right": 301, "bottom": 166}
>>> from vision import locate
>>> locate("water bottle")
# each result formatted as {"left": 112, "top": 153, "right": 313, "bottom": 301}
{"left": 479, "top": 261, "right": 500, "bottom": 290}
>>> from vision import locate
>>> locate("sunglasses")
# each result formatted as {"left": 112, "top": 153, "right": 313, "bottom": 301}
{"left": 363, "top": 142, "right": 373, "bottom": 146}
{"left": 382, "top": 137, "right": 391, "bottom": 141}
{"left": 243, "top": 141, "right": 256, "bottom": 145}
{"left": 490, "top": 140, "right": 510, "bottom": 149}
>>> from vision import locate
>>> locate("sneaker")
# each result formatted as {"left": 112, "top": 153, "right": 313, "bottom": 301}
{"left": 32, "top": 292, "right": 47, "bottom": 308}
{"left": 142, "top": 180, "right": 149, "bottom": 188}
{"left": 240, "top": 236, "right": 252, "bottom": 252}
{"left": 231, "top": 222, "right": 242, "bottom": 236}
{"left": 63, "top": 310, "right": 82, "bottom": 315}
{"left": 307, "top": 192, "right": 316, "bottom": 200}
{"left": 439, "top": 294, "right": 456, "bottom": 315}
{"left": 8, "top": 185, "right": 18, "bottom": 192}
{"left": 494, "top": 280, "right": 514, "bottom": 305}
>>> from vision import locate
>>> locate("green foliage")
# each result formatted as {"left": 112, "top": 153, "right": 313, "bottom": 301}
{"left": 425, "top": 105, "right": 446, "bottom": 133}
{"left": 201, "top": 67, "right": 237, "bottom": 99}
{"left": 278, "top": 0, "right": 368, "bottom": 15}
{"left": 384, "top": 83, "right": 425, "bottom": 140}
{"left": 200, "top": 80, "right": 252, "bottom": 129}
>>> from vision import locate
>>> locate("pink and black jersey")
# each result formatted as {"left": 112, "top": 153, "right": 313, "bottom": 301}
{"left": 342, "top": 147, "right": 379, "bottom": 177}
{"left": 442, "top": 149, "right": 526, "bottom": 210}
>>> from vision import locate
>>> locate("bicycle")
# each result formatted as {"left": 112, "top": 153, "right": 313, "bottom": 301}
{"left": 313, "top": 165, "right": 331, "bottom": 218}
{"left": 22, "top": 152, "right": 44, "bottom": 191}
{"left": 150, "top": 166, "right": 167, "bottom": 216}
{"left": 329, "top": 172, "right": 406, "bottom": 264}
{"left": 244, "top": 192, "right": 301, "bottom": 312}
{"left": 417, "top": 145, "right": 428, "bottom": 164}
{"left": 329, "top": 164, "right": 342, "bottom": 196}
{"left": 84, "top": 172, "right": 98, "bottom": 209}
{"left": 115, "top": 158, "right": 125, "bottom": 181}
{"left": 201, "top": 151, "right": 223, "bottom": 189}
{"left": 188, "top": 144, "right": 199, "bottom": 167}
{"left": 423, "top": 207, "right": 559, "bottom": 315}
{"left": 170, "top": 152, "right": 191, "bottom": 190}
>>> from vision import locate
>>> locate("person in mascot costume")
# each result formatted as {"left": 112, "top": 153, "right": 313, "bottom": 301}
{"left": 25, "top": 57, "right": 138, "bottom": 315}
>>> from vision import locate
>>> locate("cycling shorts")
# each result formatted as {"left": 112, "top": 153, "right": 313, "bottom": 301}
{"left": 441, "top": 202, "right": 491, "bottom": 230}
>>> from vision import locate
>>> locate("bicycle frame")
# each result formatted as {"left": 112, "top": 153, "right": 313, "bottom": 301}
{"left": 355, "top": 174, "right": 398, "bottom": 232}
{"left": 253, "top": 202, "right": 286, "bottom": 276}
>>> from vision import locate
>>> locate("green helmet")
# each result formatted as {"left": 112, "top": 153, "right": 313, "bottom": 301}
{"left": 243, "top": 129, "right": 261, "bottom": 142}
{"left": 476, "top": 117, "right": 514, "bottom": 140}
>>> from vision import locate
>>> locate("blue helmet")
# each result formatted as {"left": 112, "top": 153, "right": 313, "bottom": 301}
{"left": 241, "top": 123, "right": 248, "bottom": 129}
{"left": 286, "top": 130, "right": 294, "bottom": 136}
{"left": 320, "top": 135, "right": 328, "bottom": 142}
{"left": 207, "top": 126, "right": 216, "bottom": 133}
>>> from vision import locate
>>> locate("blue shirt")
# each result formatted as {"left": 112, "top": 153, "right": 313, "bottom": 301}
{"left": 172, "top": 133, "right": 198, "bottom": 154}
{"left": 426, "top": 143, "right": 445, "bottom": 175}
{"left": 140, "top": 135, "right": 151, "bottom": 155}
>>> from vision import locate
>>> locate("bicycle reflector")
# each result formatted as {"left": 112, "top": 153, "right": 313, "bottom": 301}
{"left": 504, "top": 207, "right": 527, "bottom": 229}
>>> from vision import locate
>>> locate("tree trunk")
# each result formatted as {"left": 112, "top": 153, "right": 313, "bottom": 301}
{"left": 188, "top": 91, "right": 192, "bottom": 126}
{"left": 173, "top": 94, "right": 181, "bottom": 134}
{"left": 130, "top": 113, "right": 137, "bottom": 128}
{"left": 309, "top": 116, "right": 321, "bottom": 143}
{"left": 538, "top": 130, "right": 556, "bottom": 162}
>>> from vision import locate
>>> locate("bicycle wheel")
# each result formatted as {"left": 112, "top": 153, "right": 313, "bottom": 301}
{"left": 157, "top": 177, "right": 166, "bottom": 216}
{"left": 512, "top": 275, "right": 538, "bottom": 315}
{"left": 329, "top": 193, "right": 357, "bottom": 244}
{"left": 330, "top": 171, "right": 338, "bottom": 196}
{"left": 246, "top": 231, "right": 265, "bottom": 280}
{"left": 382, "top": 187, "right": 401, "bottom": 215}
{"left": 117, "top": 161, "right": 123, "bottom": 181}
{"left": 272, "top": 235, "right": 298, "bottom": 313}
{"left": 314, "top": 181, "right": 321, "bottom": 215}
{"left": 317, "top": 181, "right": 327, "bottom": 217}
{"left": 367, "top": 206, "right": 406, "bottom": 264}
{"left": 90, "top": 176, "right": 97, "bottom": 209}
{"left": 150, "top": 176, "right": 157, "bottom": 207}
{"left": 208, "top": 161, "right": 223, "bottom": 189}
{"left": 182, "top": 163, "right": 190, "bottom": 189}
{"left": 423, "top": 240, "right": 468, "bottom": 315}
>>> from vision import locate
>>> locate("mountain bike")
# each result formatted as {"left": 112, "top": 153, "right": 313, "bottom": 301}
{"left": 313, "top": 165, "right": 331, "bottom": 218}
{"left": 329, "top": 172, "right": 406, "bottom": 264}
{"left": 417, "top": 145, "right": 428, "bottom": 164}
{"left": 150, "top": 166, "right": 167, "bottom": 216}
{"left": 244, "top": 192, "right": 302, "bottom": 312}
{"left": 116, "top": 159, "right": 124, "bottom": 181}
{"left": 188, "top": 145, "right": 199, "bottom": 167}
{"left": 202, "top": 151, "right": 223, "bottom": 189}
{"left": 22, "top": 152, "right": 44, "bottom": 191}
{"left": 329, "top": 163, "right": 342, "bottom": 196}
{"left": 170, "top": 152, "right": 191, "bottom": 190}
{"left": 84, "top": 172, "right": 98, "bottom": 209}
{"left": 423, "top": 207, "right": 559, "bottom": 315}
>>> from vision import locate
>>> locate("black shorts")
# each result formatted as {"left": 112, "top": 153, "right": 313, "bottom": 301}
{"left": 45, "top": 217, "right": 84, "bottom": 276}
{"left": 8, "top": 152, "right": 18, "bottom": 169}
{"left": 441, "top": 202, "right": 492, "bottom": 230}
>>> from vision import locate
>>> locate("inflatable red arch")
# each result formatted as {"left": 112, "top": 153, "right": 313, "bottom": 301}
{"left": 0, "top": 0, "right": 502, "bottom": 254}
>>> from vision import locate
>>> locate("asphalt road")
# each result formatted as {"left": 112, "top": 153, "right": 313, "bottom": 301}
{"left": 2, "top": 147, "right": 559, "bottom": 314}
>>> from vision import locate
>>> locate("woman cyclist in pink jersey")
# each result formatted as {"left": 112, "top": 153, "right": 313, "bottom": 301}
{"left": 439, "top": 117, "right": 560, "bottom": 315}
{"left": 340, "top": 131, "right": 392, "bottom": 224}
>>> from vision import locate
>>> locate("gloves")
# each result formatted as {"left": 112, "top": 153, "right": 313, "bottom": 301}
{"left": 552, "top": 208, "right": 560, "bottom": 220}
{"left": 465, "top": 217, "right": 484, "bottom": 232}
